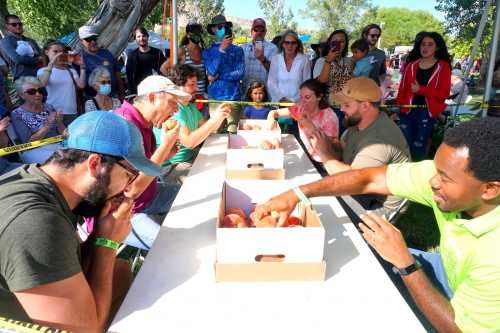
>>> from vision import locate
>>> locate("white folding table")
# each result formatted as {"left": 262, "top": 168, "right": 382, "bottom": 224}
{"left": 109, "top": 134, "right": 424, "bottom": 333}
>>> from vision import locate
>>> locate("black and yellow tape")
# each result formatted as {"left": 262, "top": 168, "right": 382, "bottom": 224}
{"left": 0, "top": 136, "right": 64, "bottom": 157}
{"left": 0, "top": 316, "right": 70, "bottom": 333}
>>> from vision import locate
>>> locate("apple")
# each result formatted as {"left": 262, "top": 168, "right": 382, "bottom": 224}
{"left": 222, "top": 213, "right": 245, "bottom": 228}
{"left": 227, "top": 207, "right": 246, "bottom": 220}
{"left": 259, "top": 140, "right": 273, "bottom": 150}
{"left": 164, "top": 119, "right": 178, "bottom": 130}
{"left": 285, "top": 216, "right": 302, "bottom": 227}
{"left": 255, "top": 215, "right": 277, "bottom": 228}
{"left": 242, "top": 123, "right": 253, "bottom": 130}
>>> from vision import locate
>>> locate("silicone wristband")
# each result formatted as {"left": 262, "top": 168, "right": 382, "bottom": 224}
{"left": 94, "top": 237, "right": 120, "bottom": 251}
{"left": 293, "top": 187, "right": 312, "bottom": 206}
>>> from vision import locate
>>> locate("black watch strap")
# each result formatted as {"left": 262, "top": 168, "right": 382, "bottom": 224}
{"left": 393, "top": 259, "right": 422, "bottom": 276}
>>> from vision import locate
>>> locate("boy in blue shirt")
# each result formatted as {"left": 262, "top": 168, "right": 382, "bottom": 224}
{"left": 351, "top": 39, "right": 374, "bottom": 78}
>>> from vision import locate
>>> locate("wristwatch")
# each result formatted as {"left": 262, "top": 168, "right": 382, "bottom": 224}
{"left": 393, "top": 259, "right": 422, "bottom": 276}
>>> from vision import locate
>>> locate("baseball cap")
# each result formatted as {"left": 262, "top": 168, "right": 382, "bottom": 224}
{"left": 332, "top": 77, "right": 382, "bottom": 104}
{"left": 137, "top": 75, "right": 191, "bottom": 101}
{"left": 79, "top": 25, "right": 99, "bottom": 39}
{"left": 252, "top": 18, "right": 266, "bottom": 29}
{"left": 65, "top": 112, "right": 162, "bottom": 176}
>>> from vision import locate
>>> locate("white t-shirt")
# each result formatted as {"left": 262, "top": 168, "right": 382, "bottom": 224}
{"left": 37, "top": 67, "right": 79, "bottom": 115}
{"left": 313, "top": 57, "right": 326, "bottom": 79}
{"left": 267, "top": 53, "right": 311, "bottom": 102}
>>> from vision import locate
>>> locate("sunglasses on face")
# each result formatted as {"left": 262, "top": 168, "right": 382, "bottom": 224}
{"left": 253, "top": 27, "right": 266, "bottom": 33}
{"left": 8, "top": 22, "right": 23, "bottom": 27}
{"left": 84, "top": 36, "right": 98, "bottom": 43}
{"left": 116, "top": 160, "right": 139, "bottom": 185}
{"left": 24, "top": 88, "right": 46, "bottom": 96}
{"left": 216, "top": 24, "right": 226, "bottom": 30}
{"left": 283, "top": 40, "right": 297, "bottom": 45}
{"left": 98, "top": 80, "right": 111, "bottom": 85}
{"left": 369, "top": 34, "right": 380, "bottom": 38}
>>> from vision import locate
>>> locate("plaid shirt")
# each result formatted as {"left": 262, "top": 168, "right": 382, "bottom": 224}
{"left": 241, "top": 40, "right": 278, "bottom": 92}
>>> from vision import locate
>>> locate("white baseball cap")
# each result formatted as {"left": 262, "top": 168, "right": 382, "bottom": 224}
{"left": 137, "top": 75, "right": 191, "bottom": 101}
{"left": 79, "top": 25, "right": 99, "bottom": 39}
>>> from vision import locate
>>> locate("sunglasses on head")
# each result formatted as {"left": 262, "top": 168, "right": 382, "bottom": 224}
{"left": 24, "top": 88, "right": 46, "bottom": 96}
{"left": 369, "top": 34, "right": 380, "bottom": 38}
{"left": 283, "top": 40, "right": 297, "bottom": 45}
{"left": 8, "top": 22, "right": 22, "bottom": 27}
{"left": 84, "top": 36, "right": 98, "bottom": 43}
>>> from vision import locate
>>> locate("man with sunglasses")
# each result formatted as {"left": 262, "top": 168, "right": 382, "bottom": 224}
{"left": 361, "top": 23, "right": 387, "bottom": 85}
{"left": 0, "top": 111, "right": 162, "bottom": 331}
{"left": 241, "top": 18, "right": 278, "bottom": 92}
{"left": 78, "top": 25, "right": 125, "bottom": 100}
{"left": 0, "top": 15, "right": 42, "bottom": 80}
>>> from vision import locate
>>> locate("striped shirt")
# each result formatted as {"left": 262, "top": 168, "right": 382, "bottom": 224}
{"left": 183, "top": 46, "right": 206, "bottom": 95}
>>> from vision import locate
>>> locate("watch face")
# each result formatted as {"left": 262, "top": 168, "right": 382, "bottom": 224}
{"left": 393, "top": 259, "right": 422, "bottom": 276}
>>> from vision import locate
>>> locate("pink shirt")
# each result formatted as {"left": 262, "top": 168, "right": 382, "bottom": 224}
{"left": 114, "top": 101, "right": 157, "bottom": 213}
{"left": 298, "top": 107, "right": 339, "bottom": 162}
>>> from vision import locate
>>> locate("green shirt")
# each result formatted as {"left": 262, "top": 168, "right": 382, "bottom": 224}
{"left": 386, "top": 161, "right": 500, "bottom": 333}
{"left": 0, "top": 165, "right": 81, "bottom": 321}
{"left": 154, "top": 102, "right": 203, "bottom": 165}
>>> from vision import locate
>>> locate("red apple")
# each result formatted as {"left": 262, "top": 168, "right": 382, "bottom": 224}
{"left": 222, "top": 214, "right": 245, "bottom": 228}
{"left": 242, "top": 123, "right": 253, "bottom": 130}
{"left": 286, "top": 216, "right": 302, "bottom": 226}
{"left": 227, "top": 207, "right": 246, "bottom": 220}
{"left": 164, "top": 119, "right": 178, "bottom": 130}
{"left": 259, "top": 140, "right": 273, "bottom": 150}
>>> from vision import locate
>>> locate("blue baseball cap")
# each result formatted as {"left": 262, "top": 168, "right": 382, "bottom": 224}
{"left": 65, "top": 112, "right": 162, "bottom": 176}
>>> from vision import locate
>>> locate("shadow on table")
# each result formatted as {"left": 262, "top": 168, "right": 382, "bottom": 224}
{"left": 179, "top": 151, "right": 227, "bottom": 178}
{"left": 283, "top": 139, "right": 318, "bottom": 179}
{"left": 167, "top": 192, "right": 221, "bottom": 214}
{"left": 111, "top": 218, "right": 215, "bottom": 326}
{"left": 314, "top": 204, "right": 360, "bottom": 280}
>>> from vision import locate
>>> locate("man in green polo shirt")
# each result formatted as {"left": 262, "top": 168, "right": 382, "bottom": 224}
{"left": 256, "top": 117, "right": 500, "bottom": 333}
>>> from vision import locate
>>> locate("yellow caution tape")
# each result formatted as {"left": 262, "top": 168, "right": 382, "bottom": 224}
{"left": 0, "top": 135, "right": 64, "bottom": 157}
{"left": 0, "top": 316, "right": 70, "bottom": 332}
{"left": 194, "top": 99, "right": 296, "bottom": 107}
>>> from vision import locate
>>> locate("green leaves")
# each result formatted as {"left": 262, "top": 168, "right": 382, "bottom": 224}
{"left": 258, "top": 0, "right": 297, "bottom": 37}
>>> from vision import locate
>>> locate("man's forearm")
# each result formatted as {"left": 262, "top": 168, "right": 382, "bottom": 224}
{"left": 403, "top": 271, "right": 462, "bottom": 333}
{"left": 86, "top": 246, "right": 116, "bottom": 331}
{"left": 301, "top": 166, "right": 390, "bottom": 199}
{"left": 323, "top": 159, "right": 352, "bottom": 175}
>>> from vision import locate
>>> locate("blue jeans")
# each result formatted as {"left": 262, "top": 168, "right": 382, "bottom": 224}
{"left": 399, "top": 108, "right": 435, "bottom": 161}
{"left": 382, "top": 249, "right": 452, "bottom": 332}
{"left": 124, "top": 182, "right": 180, "bottom": 250}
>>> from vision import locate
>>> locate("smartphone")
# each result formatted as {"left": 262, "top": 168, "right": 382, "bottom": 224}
{"left": 331, "top": 40, "right": 341, "bottom": 52}
{"left": 224, "top": 26, "right": 233, "bottom": 38}
{"left": 255, "top": 40, "right": 263, "bottom": 51}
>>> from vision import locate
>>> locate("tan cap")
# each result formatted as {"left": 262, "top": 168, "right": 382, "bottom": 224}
{"left": 137, "top": 75, "right": 191, "bottom": 100}
{"left": 332, "top": 77, "right": 382, "bottom": 104}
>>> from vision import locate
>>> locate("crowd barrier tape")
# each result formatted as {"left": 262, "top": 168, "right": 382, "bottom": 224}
{"left": 0, "top": 316, "right": 70, "bottom": 333}
{"left": 0, "top": 135, "right": 64, "bottom": 157}
{"left": 194, "top": 99, "right": 494, "bottom": 109}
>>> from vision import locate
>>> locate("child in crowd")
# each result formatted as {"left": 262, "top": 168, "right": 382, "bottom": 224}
{"left": 243, "top": 81, "right": 272, "bottom": 119}
{"left": 350, "top": 39, "right": 373, "bottom": 78}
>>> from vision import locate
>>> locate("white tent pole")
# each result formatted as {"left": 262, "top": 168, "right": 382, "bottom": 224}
{"left": 172, "top": 0, "right": 178, "bottom": 65}
{"left": 484, "top": 0, "right": 500, "bottom": 116}
{"left": 452, "top": 0, "right": 492, "bottom": 120}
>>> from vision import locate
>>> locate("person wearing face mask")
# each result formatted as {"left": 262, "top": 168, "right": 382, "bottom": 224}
{"left": 84, "top": 66, "right": 122, "bottom": 112}
{"left": 126, "top": 26, "right": 168, "bottom": 96}
{"left": 0, "top": 111, "right": 162, "bottom": 332}
{"left": 202, "top": 15, "right": 245, "bottom": 133}
{"left": 161, "top": 21, "right": 207, "bottom": 99}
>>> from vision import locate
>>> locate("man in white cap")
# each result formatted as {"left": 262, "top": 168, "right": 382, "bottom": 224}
{"left": 241, "top": 18, "right": 278, "bottom": 92}
{"left": 113, "top": 75, "right": 190, "bottom": 250}
{"left": 78, "top": 25, "right": 125, "bottom": 99}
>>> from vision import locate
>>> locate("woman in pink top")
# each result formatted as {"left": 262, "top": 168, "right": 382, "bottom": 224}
{"left": 269, "top": 79, "right": 339, "bottom": 161}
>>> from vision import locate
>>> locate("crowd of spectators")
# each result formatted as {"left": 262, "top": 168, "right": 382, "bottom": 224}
{"left": 0, "top": 11, "right": 498, "bottom": 333}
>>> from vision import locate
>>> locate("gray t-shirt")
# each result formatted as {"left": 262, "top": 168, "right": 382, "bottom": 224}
{"left": 342, "top": 112, "right": 410, "bottom": 215}
{"left": 0, "top": 165, "right": 81, "bottom": 320}
{"left": 367, "top": 48, "right": 387, "bottom": 85}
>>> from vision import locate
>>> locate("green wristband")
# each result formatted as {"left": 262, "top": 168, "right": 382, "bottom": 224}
{"left": 94, "top": 237, "right": 120, "bottom": 251}
{"left": 293, "top": 187, "right": 312, "bottom": 206}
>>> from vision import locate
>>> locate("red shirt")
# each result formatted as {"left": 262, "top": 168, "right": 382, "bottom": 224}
{"left": 114, "top": 101, "right": 157, "bottom": 213}
{"left": 396, "top": 59, "right": 451, "bottom": 118}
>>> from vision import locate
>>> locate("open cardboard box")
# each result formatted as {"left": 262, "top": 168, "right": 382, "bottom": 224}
{"left": 226, "top": 133, "right": 285, "bottom": 180}
{"left": 215, "top": 180, "right": 326, "bottom": 282}
{"left": 238, "top": 119, "right": 282, "bottom": 138}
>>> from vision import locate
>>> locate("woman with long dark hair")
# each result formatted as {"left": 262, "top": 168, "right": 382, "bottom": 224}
{"left": 396, "top": 31, "right": 451, "bottom": 160}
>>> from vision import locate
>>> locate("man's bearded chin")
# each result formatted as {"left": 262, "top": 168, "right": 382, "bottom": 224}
{"left": 73, "top": 172, "right": 111, "bottom": 218}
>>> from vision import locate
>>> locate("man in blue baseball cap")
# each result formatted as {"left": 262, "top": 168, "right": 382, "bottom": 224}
{"left": 0, "top": 111, "right": 160, "bottom": 332}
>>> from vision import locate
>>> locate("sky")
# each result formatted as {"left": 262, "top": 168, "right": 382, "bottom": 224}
{"left": 224, "top": 0, "right": 445, "bottom": 31}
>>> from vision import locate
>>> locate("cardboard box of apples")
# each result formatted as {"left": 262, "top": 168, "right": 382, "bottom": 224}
{"left": 226, "top": 132, "right": 285, "bottom": 180}
{"left": 215, "top": 180, "right": 326, "bottom": 282}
